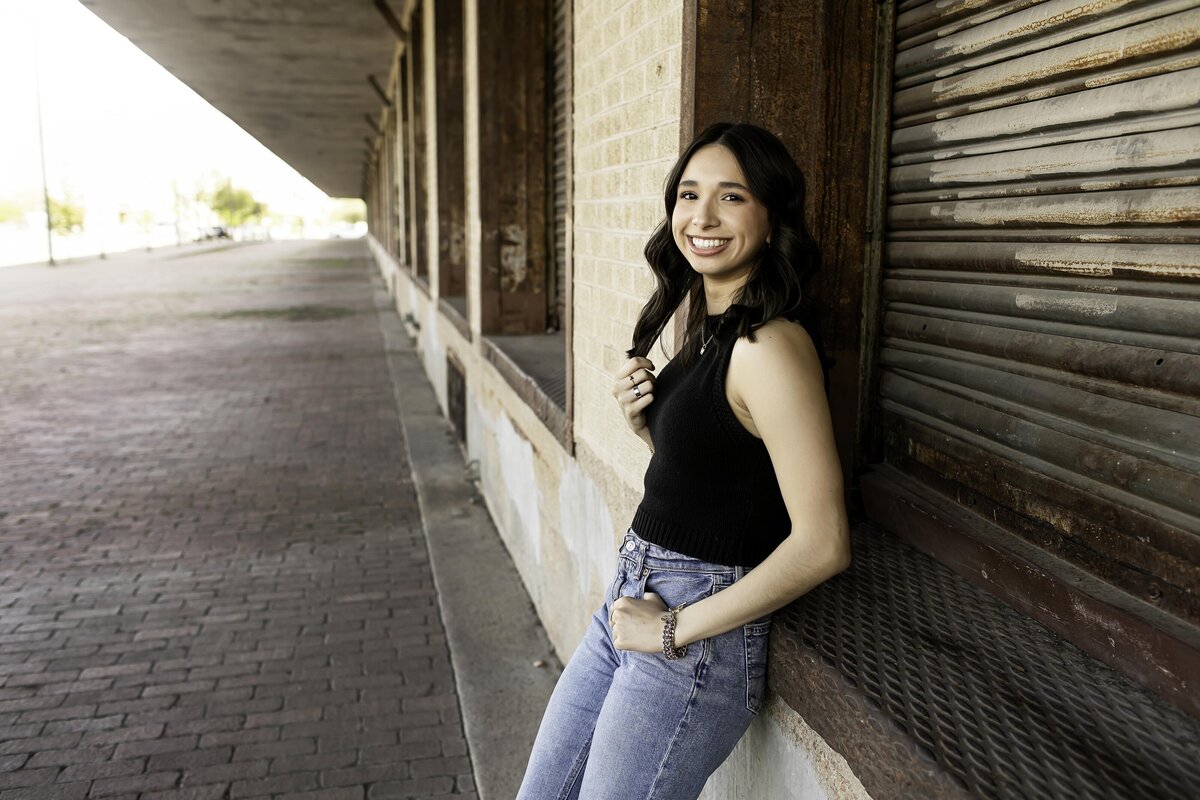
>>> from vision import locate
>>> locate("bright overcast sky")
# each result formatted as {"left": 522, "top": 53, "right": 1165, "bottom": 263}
{"left": 0, "top": 0, "right": 331, "bottom": 220}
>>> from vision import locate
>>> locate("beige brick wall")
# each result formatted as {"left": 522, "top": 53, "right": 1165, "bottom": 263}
{"left": 572, "top": 0, "right": 682, "bottom": 493}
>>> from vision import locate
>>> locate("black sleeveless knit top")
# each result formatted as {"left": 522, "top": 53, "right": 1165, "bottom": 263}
{"left": 631, "top": 316, "right": 791, "bottom": 567}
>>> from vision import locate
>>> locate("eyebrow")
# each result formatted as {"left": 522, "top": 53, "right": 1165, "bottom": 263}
{"left": 678, "top": 180, "right": 750, "bottom": 191}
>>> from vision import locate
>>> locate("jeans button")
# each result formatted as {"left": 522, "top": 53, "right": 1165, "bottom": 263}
{"left": 624, "top": 541, "right": 635, "bottom": 551}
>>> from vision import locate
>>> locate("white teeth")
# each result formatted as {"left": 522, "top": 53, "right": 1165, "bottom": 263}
{"left": 691, "top": 237, "right": 729, "bottom": 249}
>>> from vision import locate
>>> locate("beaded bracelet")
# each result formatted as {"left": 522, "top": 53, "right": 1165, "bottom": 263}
{"left": 660, "top": 603, "right": 688, "bottom": 660}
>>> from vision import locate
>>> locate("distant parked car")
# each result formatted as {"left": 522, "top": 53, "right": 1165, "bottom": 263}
{"left": 198, "top": 226, "right": 231, "bottom": 241}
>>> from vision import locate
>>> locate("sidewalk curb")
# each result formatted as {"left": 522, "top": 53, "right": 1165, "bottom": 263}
{"left": 368, "top": 265, "right": 561, "bottom": 800}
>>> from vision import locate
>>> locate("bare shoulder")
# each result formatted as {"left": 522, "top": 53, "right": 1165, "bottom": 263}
{"left": 732, "top": 317, "right": 821, "bottom": 372}
{"left": 726, "top": 317, "right": 825, "bottom": 419}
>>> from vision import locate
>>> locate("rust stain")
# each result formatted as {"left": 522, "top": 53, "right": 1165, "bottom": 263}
{"left": 934, "top": 0, "right": 1132, "bottom": 64}
{"left": 1083, "top": 51, "right": 1200, "bottom": 89}
{"left": 917, "top": 68, "right": 1200, "bottom": 149}
{"left": 930, "top": 13, "right": 1200, "bottom": 106}
{"left": 931, "top": 186, "right": 1200, "bottom": 227}
{"left": 922, "top": 128, "right": 1199, "bottom": 188}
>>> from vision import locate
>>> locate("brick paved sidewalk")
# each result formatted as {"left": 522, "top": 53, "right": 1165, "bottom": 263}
{"left": 0, "top": 241, "right": 475, "bottom": 799}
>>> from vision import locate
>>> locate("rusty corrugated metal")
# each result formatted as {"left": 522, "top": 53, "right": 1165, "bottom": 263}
{"left": 886, "top": 241, "right": 1200, "bottom": 277}
{"left": 892, "top": 68, "right": 1200, "bottom": 161}
{"left": 896, "top": 0, "right": 1045, "bottom": 45}
{"left": 895, "top": 0, "right": 1199, "bottom": 88}
{"left": 894, "top": 10, "right": 1200, "bottom": 123}
{"left": 890, "top": 128, "right": 1200, "bottom": 198}
{"left": 880, "top": 0, "right": 1200, "bottom": 649}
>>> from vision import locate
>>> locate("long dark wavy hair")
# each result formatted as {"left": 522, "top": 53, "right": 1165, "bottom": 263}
{"left": 625, "top": 122, "right": 824, "bottom": 371}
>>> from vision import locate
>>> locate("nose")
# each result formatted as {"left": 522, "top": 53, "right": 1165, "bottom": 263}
{"left": 692, "top": 197, "right": 718, "bottom": 229}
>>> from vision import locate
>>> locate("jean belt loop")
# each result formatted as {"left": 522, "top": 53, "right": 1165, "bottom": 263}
{"left": 734, "top": 565, "right": 745, "bottom": 581}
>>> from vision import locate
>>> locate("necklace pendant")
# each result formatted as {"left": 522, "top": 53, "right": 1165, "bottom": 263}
{"left": 700, "top": 344, "right": 707, "bottom": 355}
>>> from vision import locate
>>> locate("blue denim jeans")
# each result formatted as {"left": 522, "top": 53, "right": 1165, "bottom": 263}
{"left": 516, "top": 528, "right": 772, "bottom": 800}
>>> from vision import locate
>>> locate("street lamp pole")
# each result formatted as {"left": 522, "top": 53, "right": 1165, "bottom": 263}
{"left": 32, "top": 17, "right": 54, "bottom": 266}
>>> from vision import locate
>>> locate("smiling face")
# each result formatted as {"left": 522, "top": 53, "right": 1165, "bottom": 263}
{"left": 671, "top": 144, "right": 771, "bottom": 288}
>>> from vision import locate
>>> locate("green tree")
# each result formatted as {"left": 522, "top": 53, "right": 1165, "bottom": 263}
{"left": 0, "top": 198, "right": 28, "bottom": 225}
{"left": 49, "top": 195, "right": 84, "bottom": 235}
{"left": 331, "top": 199, "right": 366, "bottom": 225}
{"left": 206, "top": 179, "right": 267, "bottom": 228}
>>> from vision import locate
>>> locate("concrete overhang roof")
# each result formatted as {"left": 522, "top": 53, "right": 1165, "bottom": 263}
{"left": 80, "top": 0, "right": 403, "bottom": 198}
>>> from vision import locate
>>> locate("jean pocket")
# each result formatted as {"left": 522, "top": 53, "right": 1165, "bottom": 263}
{"left": 743, "top": 619, "right": 771, "bottom": 715}
{"left": 643, "top": 568, "right": 716, "bottom": 611}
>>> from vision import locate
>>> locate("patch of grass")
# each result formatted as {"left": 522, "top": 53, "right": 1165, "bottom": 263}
{"left": 211, "top": 305, "right": 356, "bottom": 322}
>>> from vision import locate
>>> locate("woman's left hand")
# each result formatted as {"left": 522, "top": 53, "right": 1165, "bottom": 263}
{"left": 609, "top": 592, "right": 669, "bottom": 653}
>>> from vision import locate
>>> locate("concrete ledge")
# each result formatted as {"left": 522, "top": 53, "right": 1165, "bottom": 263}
{"left": 369, "top": 267, "right": 561, "bottom": 800}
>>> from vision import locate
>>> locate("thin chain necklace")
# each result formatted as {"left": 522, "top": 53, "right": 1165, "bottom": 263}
{"left": 699, "top": 310, "right": 728, "bottom": 355}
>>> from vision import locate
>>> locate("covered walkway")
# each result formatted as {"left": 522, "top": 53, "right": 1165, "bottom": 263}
{"left": 0, "top": 241, "right": 543, "bottom": 799}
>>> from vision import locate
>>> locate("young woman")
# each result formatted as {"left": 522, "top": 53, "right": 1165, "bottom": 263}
{"left": 516, "top": 122, "right": 851, "bottom": 800}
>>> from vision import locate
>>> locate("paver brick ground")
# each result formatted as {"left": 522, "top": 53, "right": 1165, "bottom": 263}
{"left": 0, "top": 241, "right": 476, "bottom": 798}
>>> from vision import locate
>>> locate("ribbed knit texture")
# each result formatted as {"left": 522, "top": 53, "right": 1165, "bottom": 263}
{"left": 632, "top": 318, "right": 790, "bottom": 567}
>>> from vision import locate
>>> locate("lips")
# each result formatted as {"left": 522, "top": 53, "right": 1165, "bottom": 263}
{"left": 686, "top": 235, "right": 731, "bottom": 256}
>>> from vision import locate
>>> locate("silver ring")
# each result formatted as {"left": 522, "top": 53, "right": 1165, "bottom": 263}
{"left": 632, "top": 383, "right": 642, "bottom": 399}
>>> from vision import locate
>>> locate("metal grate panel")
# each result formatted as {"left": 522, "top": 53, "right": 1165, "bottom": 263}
{"left": 785, "top": 522, "right": 1200, "bottom": 799}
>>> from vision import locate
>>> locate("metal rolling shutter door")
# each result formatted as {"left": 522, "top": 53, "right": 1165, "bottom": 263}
{"left": 550, "top": 0, "right": 569, "bottom": 332}
{"left": 880, "top": 1, "right": 1200, "bottom": 627}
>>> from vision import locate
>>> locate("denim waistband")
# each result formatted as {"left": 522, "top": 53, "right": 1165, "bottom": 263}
{"left": 620, "top": 527, "right": 747, "bottom": 580}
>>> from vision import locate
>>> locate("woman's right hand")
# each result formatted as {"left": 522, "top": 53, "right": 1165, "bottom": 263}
{"left": 612, "top": 357, "right": 656, "bottom": 435}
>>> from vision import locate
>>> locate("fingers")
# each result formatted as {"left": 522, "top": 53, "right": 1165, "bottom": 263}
{"left": 609, "top": 596, "right": 629, "bottom": 622}
{"left": 619, "top": 356, "right": 656, "bottom": 379}
{"left": 622, "top": 389, "right": 654, "bottom": 422}
{"left": 611, "top": 357, "right": 656, "bottom": 395}
{"left": 609, "top": 594, "right": 668, "bottom": 652}
{"left": 611, "top": 372, "right": 654, "bottom": 398}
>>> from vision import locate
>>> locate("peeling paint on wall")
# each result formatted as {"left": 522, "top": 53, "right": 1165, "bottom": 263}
{"left": 421, "top": 303, "right": 446, "bottom": 413}
{"left": 492, "top": 407, "right": 544, "bottom": 563}
{"left": 558, "top": 457, "right": 618, "bottom": 606}
{"left": 702, "top": 695, "right": 869, "bottom": 799}
{"left": 1014, "top": 292, "right": 1119, "bottom": 317}
{"left": 450, "top": 221, "right": 466, "bottom": 268}
{"left": 500, "top": 223, "right": 528, "bottom": 290}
